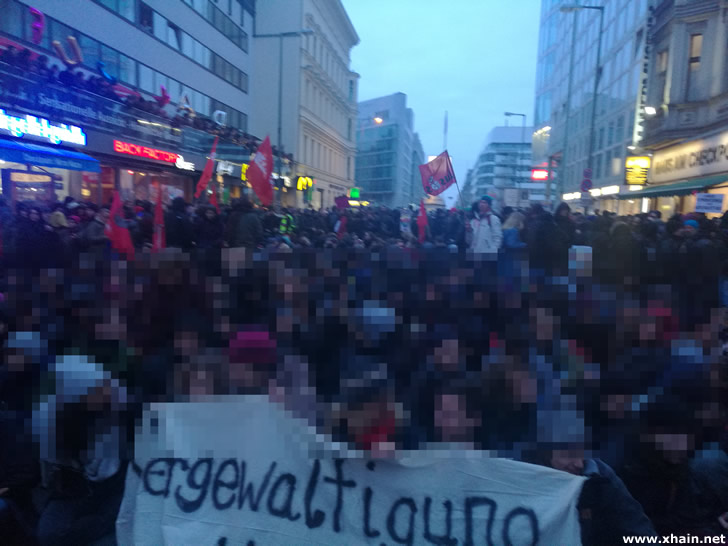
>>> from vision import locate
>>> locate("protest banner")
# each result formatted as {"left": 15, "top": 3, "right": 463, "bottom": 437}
{"left": 695, "top": 193, "right": 724, "bottom": 214}
{"left": 117, "top": 396, "right": 586, "bottom": 546}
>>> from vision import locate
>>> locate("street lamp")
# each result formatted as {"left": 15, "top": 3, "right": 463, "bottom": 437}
{"left": 643, "top": 106, "right": 658, "bottom": 117}
{"left": 505, "top": 112, "right": 527, "bottom": 207}
{"left": 255, "top": 29, "right": 315, "bottom": 205}
{"left": 560, "top": 2, "right": 604, "bottom": 214}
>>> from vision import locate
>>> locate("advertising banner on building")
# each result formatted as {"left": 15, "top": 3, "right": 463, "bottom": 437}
{"left": 651, "top": 131, "right": 728, "bottom": 184}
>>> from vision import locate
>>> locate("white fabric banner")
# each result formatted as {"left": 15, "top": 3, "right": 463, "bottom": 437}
{"left": 117, "top": 396, "right": 586, "bottom": 545}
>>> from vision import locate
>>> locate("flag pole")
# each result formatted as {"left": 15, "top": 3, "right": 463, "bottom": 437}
{"left": 443, "top": 110, "right": 448, "bottom": 151}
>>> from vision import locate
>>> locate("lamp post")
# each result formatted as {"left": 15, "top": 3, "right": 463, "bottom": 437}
{"left": 254, "top": 30, "right": 314, "bottom": 206}
{"left": 505, "top": 112, "right": 527, "bottom": 207}
{"left": 561, "top": 3, "right": 605, "bottom": 213}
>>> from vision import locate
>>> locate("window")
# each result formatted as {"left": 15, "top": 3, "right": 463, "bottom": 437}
{"left": 139, "top": 2, "right": 154, "bottom": 33}
{"left": 658, "top": 50, "right": 668, "bottom": 74}
{"left": 119, "top": 54, "right": 136, "bottom": 85}
{"left": 347, "top": 119, "right": 352, "bottom": 141}
{"left": 138, "top": 64, "right": 154, "bottom": 93}
{"left": 100, "top": 46, "right": 120, "bottom": 79}
{"left": 687, "top": 34, "right": 703, "bottom": 100}
{"left": 348, "top": 80, "right": 354, "bottom": 101}
{"left": 689, "top": 34, "right": 703, "bottom": 69}
{"left": 607, "top": 122, "right": 614, "bottom": 146}
{"left": 118, "top": 0, "right": 135, "bottom": 21}
{"left": 79, "top": 35, "right": 100, "bottom": 69}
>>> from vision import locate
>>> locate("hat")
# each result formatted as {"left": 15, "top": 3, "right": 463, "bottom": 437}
{"left": 480, "top": 195, "right": 493, "bottom": 205}
{"left": 684, "top": 219, "right": 699, "bottom": 229}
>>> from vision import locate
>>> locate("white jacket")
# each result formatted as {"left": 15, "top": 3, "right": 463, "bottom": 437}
{"left": 469, "top": 213, "right": 503, "bottom": 253}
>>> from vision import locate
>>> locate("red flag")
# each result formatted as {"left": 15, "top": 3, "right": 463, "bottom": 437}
{"left": 248, "top": 136, "right": 274, "bottom": 206}
{"left": 419, "top": 151, "right": 456, "bottom": 196}
{"left": 105, "top": 191, "right": 135, "bottom": 258}
{"left": 417, "top": 199, "right": 428, "bottom": 243}
{"left": 152, "top": 185, "right": 165, "bottom": 252}
{"left": 194, "top": 136, "right": 219, "bottom": 199}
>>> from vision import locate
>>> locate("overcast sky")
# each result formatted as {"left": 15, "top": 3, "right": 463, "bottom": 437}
{"left": 342, "top": 0, "right": 542, "bottom": 207}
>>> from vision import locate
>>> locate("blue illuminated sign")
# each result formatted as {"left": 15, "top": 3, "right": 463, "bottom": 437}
{"left": 0, "top": 109, "right": 87, "bottom": 146}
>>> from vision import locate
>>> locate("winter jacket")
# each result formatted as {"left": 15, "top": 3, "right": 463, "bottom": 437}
{"left": 235, "top": 211, "right": 263, "bottom": 248}
{"left": 469, "top": 213, "right": 502, "bottom": 253}
{"left": 502, "top": 227, "right": 526, "bottom": 249}
{"left": 194, "top": 216, "right": 224, "bottom": 249}
{"left": 165, "top": 212, "right": 194, "bottom": 250}
{"left": 578, "top": 458, "right": 658, "bottom": 545}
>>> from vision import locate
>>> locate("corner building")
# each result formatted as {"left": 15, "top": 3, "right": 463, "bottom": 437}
{"left": 251, "top": 0, "right": 359, "bottom": 210}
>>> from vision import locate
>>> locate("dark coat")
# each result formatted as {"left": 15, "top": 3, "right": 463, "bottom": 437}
{"left": 165, "top": 212, "right": 194, "bottom": 250}
{"left": 579, "top": 458, "right": 658, "bottom": 545}
{"left": 194, "top": 215, "right": 223, "bottom": 249}
{"left": 234, "top": 211, "right": 263, "bottom": 248}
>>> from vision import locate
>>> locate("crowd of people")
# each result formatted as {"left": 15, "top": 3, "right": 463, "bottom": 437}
{"left": 2, "top": 193, "right": 728, "bottom": 286}
{"left": 0, "top": 193, "right": 727, "bottom": 544}
{"left": 0, "top": 44, "right": 293, "bottom": 161}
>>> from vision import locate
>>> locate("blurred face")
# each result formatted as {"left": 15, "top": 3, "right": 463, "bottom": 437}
{"left": 29, "top": 209, "right": 41, "bottom": 222}
{"left": 683, "top": 225, "right": 697, "bottom": 237}
{"left": 98, "top": 209, "right": 110, "bottom": 222}
{"left": 205, "top": 209, "right": 215, "bottom": 220}
{"left": 478, "top": 200, "right": 491, "bottom": 215}
{"left": 550, "top": 449, "right": 585, "bottom": 475}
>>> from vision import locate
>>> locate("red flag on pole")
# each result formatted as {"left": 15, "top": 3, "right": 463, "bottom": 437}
{"left": 417, "top": 199, "right": 428, "bottom": 243}
{"left": 152, "top": 185, "right": 165, "bottom": 252}
{"left": 248, "top": 136, "right": 274, "bottom": 206}
{"left": 419, "top": 151, "right": 456, "bottom": 196}
{"left": 194, "top": 136, "right": 219, "bottom": 199}
{"left": 105, "top": 191, "right": 135, "bottom": 258}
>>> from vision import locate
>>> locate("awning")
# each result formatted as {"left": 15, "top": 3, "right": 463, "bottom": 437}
{"left": 618, "top": 174, "right": 728, "bottom": 199}
{"left": 0, "top": 139, "right": 100, "bottom": 172}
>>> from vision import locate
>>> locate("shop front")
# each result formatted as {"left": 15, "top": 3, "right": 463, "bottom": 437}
{"left": 0, "top": 109, "right": 100, "bottom": 204}
{"left": 621, "top": 131, "right": 728, "bottom": 216}
{"left": 81, "top": 133, "right": 207, "bottom": 205}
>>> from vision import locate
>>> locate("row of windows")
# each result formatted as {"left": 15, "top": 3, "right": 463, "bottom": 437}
{"left": 302, "top": 135, "right": 351, "bottom": 180}
{"left": 303, "top": 78, "right": 352, "bottom": 141}
{"left": 182, "top": 0, "right": 249, "bottom": 51}
{"left": 302, "top": 30, "right": 353, "bottom": 102}
{"left": 355, "top": 152, "right": 395, "bottom": 168}
{"left": 97, "top": 0, "right": 248, "bottom": 52}
{"left": 0, "top": 0, "right": 247, "bottom": 131}
{"left": 139, "top": 2, "right": 248, "bottom": 92}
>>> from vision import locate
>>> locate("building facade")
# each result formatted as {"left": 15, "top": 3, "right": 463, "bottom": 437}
{"left": 534, "top": 0, "right": 651, "bottom": 212}
{"left": 0, "top": 0, "right": 256, "bottom": 205}
{"left": 251, "top": 0, "right": 358, "bottom": 210}
{"left": 638, "top": 0, "right": 728, "bottom": 217}
{"left": 355, "top": 93, "right": 425, "bottom": 209}
{"left": 470, "top": 126, "right": 537, "bottom": 210}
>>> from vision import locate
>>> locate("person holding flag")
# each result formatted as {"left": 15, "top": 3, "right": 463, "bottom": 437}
{"left": 105, "top": 191, "right": 135, "bottom": 259}
{"left": 416, "top": 199, "right": 429, "bottom": 244}
{"left": 467, "top": 195, "right": 502, "bottom": 254}
{"left": 152, "top": 185, "right": 165, "bottom": 252}
{"left": 194, "top": 136, "right": 219, "bottom": 211}
{"left": 247, "top": 136, "right": 274, "bottom": 207}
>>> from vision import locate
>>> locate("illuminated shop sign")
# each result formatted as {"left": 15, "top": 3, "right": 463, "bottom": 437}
{"left": 0, "top": 109, "right": 87, "bottom": 146}
{"left": 113, "top": 140, "right": 178, "bottom": 163}
{"left": 625, "top": 156, "right": 650, "bottom": 186}
{"left": 175, "top": 155, "right": 195, "bottom": 171}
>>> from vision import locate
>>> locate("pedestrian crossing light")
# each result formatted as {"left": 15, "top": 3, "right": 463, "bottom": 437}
{"left": 349, "top": 187, "right": 361, "bottom": 199}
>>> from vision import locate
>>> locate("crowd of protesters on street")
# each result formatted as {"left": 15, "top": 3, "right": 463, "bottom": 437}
{"left": 0, "top": 192, "right": 727, "bottom": 545}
